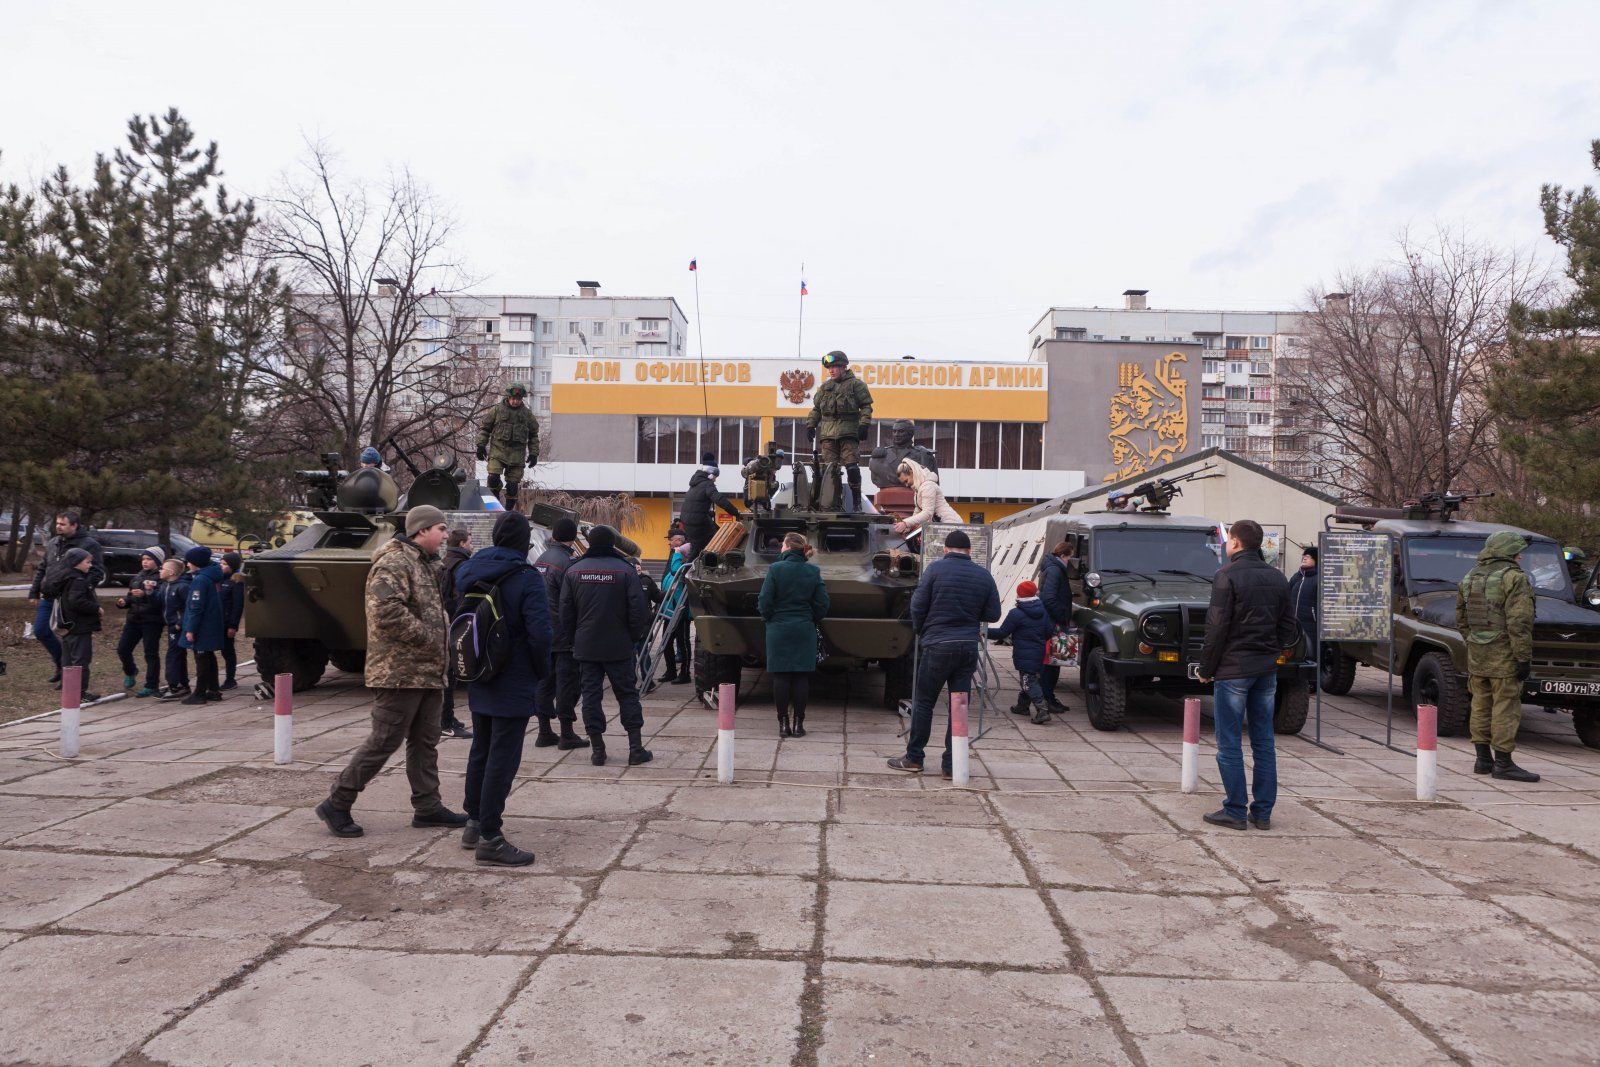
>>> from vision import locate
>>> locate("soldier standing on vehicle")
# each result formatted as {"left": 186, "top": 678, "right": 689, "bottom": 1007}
{"left": 807, "top": 350, "right": 873, "bottom": 512}
{"left": 476, "top": 382, "right": 539, "bottom": 510}
{"left": 1456, "top": 531, "right": 1539, "bottom": 783}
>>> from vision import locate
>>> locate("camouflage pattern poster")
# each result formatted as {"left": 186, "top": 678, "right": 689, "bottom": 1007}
{"left": 1318, "top": 530, "right": 1393, "bottom": 643}
{"left": 922, "top": 523, "right": 992, "bottom": 569}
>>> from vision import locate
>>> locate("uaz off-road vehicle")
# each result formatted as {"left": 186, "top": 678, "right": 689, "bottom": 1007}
{"left": 1323, "top": 496, "right": 1600, "bottom": 749}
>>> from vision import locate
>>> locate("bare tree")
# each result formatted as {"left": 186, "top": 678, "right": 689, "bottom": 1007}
{"left": 252, "top": 143, "right": 497, "bottom": 469}
{"left": 1279, "top": 229, "right": 1549, "bottom": 505}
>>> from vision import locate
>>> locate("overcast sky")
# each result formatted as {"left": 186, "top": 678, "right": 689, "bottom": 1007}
{"left": 3, "top": 1, "right": 1597, "bottom": 361}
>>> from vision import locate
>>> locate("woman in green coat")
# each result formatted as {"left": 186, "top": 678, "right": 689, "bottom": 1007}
{"left": 758, "top": 532, "right": 831, "bottom": 737}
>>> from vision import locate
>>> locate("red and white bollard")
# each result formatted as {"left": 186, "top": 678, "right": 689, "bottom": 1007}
{"left": 1416, "top": 702, "right": 1437, "bottom": 802}
{"left": 716, "top": 682, "right": 735, "bottom": 783}
{"left": 950, "top": 691, "right": 970, "bottom": 786}
{"left": 1181, "top": 696, "right": 1201, "bottom": 794}
{"left": 60, "top": 665, "right": 83, "bottom": 759}
{"left": 273, "top": 673, "right": 293, "bottom": 765}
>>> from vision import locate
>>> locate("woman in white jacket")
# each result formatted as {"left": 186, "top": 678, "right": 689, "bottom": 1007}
{"left": 892, "top": 458, "right": 961, "bottom": 535}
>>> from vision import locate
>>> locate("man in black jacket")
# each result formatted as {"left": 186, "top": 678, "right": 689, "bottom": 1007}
{"left": 1196, "top": 519, "right": 1299, "bottom": 831}
{"left": 533, "top": 518, "right": 588, "bottom": 750}
{"left": 679, "top": 453, "right": 741, "bottom": 559}
{"left": 437, "top": 528, "right": 474, "bottom": 740}
{"left": 28, "top": 512, "right": 105, "bottom": 687}
{"left": 560, "top": 525, "right": 653, "bottom": 766}
{"left": 1036, "top": 541, "right": 1074, "bottom": 713}
{"left": 46, "top": 549, "right": 104, "bottom": 701}
{"left": 890, "top": 530, "right": 1002, "bottom": 777}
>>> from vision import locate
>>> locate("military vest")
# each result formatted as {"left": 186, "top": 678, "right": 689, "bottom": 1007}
{"left": 1460, "top": 561, "right": 1513, "bottom": 645}
{"left": 815, "top": 377, "right": 862, "bottom": 418}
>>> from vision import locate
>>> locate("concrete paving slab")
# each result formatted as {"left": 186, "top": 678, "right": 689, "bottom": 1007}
{"left": 665, "top": 782, "right": 828, "bottom": 822}
{"left": 1489, "top": 895, "right": 1597, "bottom": 956}
{"left": 1204, "top": 833, "right": 1463, "bottom": 894}
{"left": 1054, "top": 889, "right": 1346, "bottom": 980}
{"left": 1283, "top": 891, "right": 1600, "bottom": 985}
{"left": 819, "top": 962, "right": 1129, "bottom": 1065}
{"left": 414, "top": 816, "right": 637, "bottom": 875}
{"left": 833, "top": 788, "right": 994, "bottom": 825}
{"left": 66, "top": 863, "right": 337, "bottom": 940}
{"left": 145, "top": 946, "right": 526, "bottom": 1067}
{"left": 149, "top": 766, "right": 332, "bottom": 806}
{"left": 1383, "top": 983, "right": 1600, "bottom": 1065}
{"left": 990, "top": 792, "right": 1173, "bottom": 833}
{"left": 503, "top": 780, "right": 676, "bottom": 819}
{"left": 827, "top": 823, "right": 1028, "bottom": 885}
{"left": 1384, "top": 837, "right": 1600, "bottom": 901}
{"left": 304, "top": 869, "right": 585, "bottom": 953}
{"left": 213, "top": 808, "right": 448, "bottom": 869}
{"left": 0, "top": 932, "right": 269, "bottom": 1067}
{"left": 0, "top": 849, "right": 175, "bottom": 928}
{"left": 11, "top": 797, "right": 284, "bottom": 856}
{"left": 566, "top": 870, "right": 815, "bottom": 954}
{"left": 1143, "top": 791, "right": 1357, "bottom": 836}
{"left": 826, "top": 881, "right": 1067, "bottom": 967}
{"left": 472, "top": 955, "right": 804, "bottom": 1065}
{"left": 0, "top": 793, "right": 111, "bottom": 844}
{"left": 624, "top": 819, "right": 820, "bottom": 875}
{"left": 1102, "top": 976, "right": 1447, "bottom": 1066}
{"left": 0, "top": 758, "right": 217, "bottom": 798}
{"left": 1476, "top": 803, "right": 1600, "bottom": 862}
{"left": 1020, "top": 829, "right": 1249, "bottom": 892}
{"left": 1308, "top": 800, "right": 1527, "bottom": 840}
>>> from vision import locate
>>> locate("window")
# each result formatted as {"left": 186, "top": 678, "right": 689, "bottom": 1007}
{"left": 1248, "top": 412, "right": 1271, "bottom": 426}
{"left": 637, "top": 417, "right": 762, "bottom": 466}
{"left": 1252, "top": 386, "right": 1273, "bottom": 403}
{"left": 1225, "top": 335, "right": 1246, "bottom": 350}
{"left": 568, "top": 322, "right": 580, "bottom": 335}
{"left": 538, "top": 370, "right": 551, "bottom": 386}
{"left": 1202, "top": 433, "right": 1224, "bottom": 448}
{"left": 956, "top": 422, "right": 977, "bottom": 468}
{"left": 1203, "top": 359, "right": 1222, "bottom": 374}
{"left": 999, "top": 422, "right": 1023, "bottom": 470}
{"left": 482, "top": 319, "right": 499, "bottom": 334}
{"left": 618, "top": 346, "right": 632, "bottom": 358}
{"left": 1226, "top": 386, "right": 1249, "bottom": 401}
{"left": 1251, "top": 361, "right": 1271, "bottom": 375}
{"left": 591, "top": 346, "right": 606, "bottom": 358}
{"left": 978, "top": 423, "right": 1000, "bottom": 469}
{"left": 507, "top": 314, "right": 535, "bottom": 332}
{"left": 1251, "top": 336, "right": 1271, "bottom": 349}
{"left": 1229, "top": 362, "right": 1246, "bottom": 375}
{"left": 538, "top": 345, "right": 551, "bottom": 360}
{"left": 620, "top": 321, "right": 631, "bottom": 336}
{"left": 504, "top": 342, "right": 532, "bottom": 358}
{"left": 1203, "top": 384, "right": 1224, "bottom": 399}
{"left": 591, "top": 321, "right": 605, "bottom": 336}
{"left": 541, "top": 320, "right": 552, "bottom": 336}
{"left": 1202, "top": 410, "right": 1224, "bottom": 425}
{"left": 538, "top": 396, "right": 549, "bottom": 412}
{"left": 640, "top": 319, "right": 664, "bottom": 332}
{"left": 1022, "top": 423, "right": 1042, "bottom": 469}
{"left": 933, "top": 421, "right": 957, "bottom": 469}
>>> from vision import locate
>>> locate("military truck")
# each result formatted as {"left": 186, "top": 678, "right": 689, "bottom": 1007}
{"left": 1323, "top": 498, "right": 1600, "bottom": 748}
{"left": 682, "top": 446, "right": 920, "bottom": 706}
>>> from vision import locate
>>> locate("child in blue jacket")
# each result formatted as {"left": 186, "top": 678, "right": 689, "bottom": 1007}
{"left": 159, "top": 558, "right": 193, "bottom": 698}
{"left": 988, "top": 580, "right": 1056, "bottom": 725}
{"left": 178, "top": 546, "right": 225, "bottom": 705}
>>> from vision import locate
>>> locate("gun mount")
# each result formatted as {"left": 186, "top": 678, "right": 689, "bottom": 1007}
{"left": 740, "top": 442, "right": 791, "bottom": 515}
{"left": 1109, "top": 464, "right": 1221, "bottom": 514}
{"left": 1331, "top": 490, "right": 1495, "bottom": 527}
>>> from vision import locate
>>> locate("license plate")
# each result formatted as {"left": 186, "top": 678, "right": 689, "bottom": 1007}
{"left": 1186, "top": 662, "right": 1202, "bottom": 680}
{"left": 1538, "top": 679, "right": 1600, "bottom": 698}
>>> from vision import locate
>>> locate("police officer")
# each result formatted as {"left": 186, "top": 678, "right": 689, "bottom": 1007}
{"left": 559, "top": 525, "right": 654, "bottom": 767}
{"left": 532, "top": 518, "right": 588, "bottom": 750}
{"left": 1455, "top": 531, "right": 1539, "bottom": 783}
{"left": 476, "top": 382, "right": 540, "bottom": 510}
{"left": 807, "top": 350, "right": 873, "bottom": 511}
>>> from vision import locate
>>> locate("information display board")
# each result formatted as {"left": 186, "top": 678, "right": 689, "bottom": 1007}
{"left": 921, "top": 523, "right": 992, "bottom": 569}
{"left": 1318, "top": 530, "right": 1393, "bottom": 643}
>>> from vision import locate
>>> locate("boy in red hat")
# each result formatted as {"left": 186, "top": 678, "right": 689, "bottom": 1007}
{"left": 988, "top": 580, "right": 1057, "bottom": 725}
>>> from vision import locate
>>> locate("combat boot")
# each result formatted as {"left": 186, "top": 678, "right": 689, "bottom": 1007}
{"left": 590, "top": 735, "right": 607, "bottom": 766}
{"left": 533, "top": 718, "right": 560, "bottom": 747}
{"left": 627, "top": 728, "right": 653, "bottom": 765}
{"left": 1473, "top": 743, "right": 1493, "bottom": 775}
{"left": 556, "top": 722, "right": 590, "bottom": 750}
{"left": 792, "top": 711, "right": 806, "bottom": 737}
{"left": 777, "top": 711, "right": 792, "bottom": 738}
{"left": 504, "top": 481, "right": 521, "bottom": 511}
{"left": 1492, "top": 750, "right": 1540, "bottom": 782}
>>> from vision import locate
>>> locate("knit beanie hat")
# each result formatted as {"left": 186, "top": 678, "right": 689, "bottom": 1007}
{"left": 142, "top": 546, "right": 166, "bottom": 566}
{"left": 221, "top": 551, "right": 243, "bottom": 573}
{"left": 586, "top": 525, "right": 618, "bottom": 554}
{"left": 405, "top": 504, "right": 447, "bottom": 537}
{"left": 184, "top": 545, "right": 212, "bottom": 568}
{"left": 944, "top": 530, "right": 971, "bottom": 551}
{"left": 551, "top": 517, "right": 578, "bottom": 543}
{"left": 701, "top": 451, "right": 717, "bottom": 467}
{"left": 63, "top": 547, "right": 92, "bottom": 569}
{"left": 493, "top": 510, "right": 532, "bottom": 555}
{"left": 1017, "top": 580, "right": 1038, "bottom": 598}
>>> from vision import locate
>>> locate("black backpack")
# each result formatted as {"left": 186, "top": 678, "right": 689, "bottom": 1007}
{"left": 449, "top": 566, "right": 529, "bottom": 683}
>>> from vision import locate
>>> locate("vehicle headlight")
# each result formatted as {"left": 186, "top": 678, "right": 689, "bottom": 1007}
{"left": 1587, "top": 588, "right": 1600, "bottom": 607}
{"left": 1139, "top": 613, "right": 1173, "bottom": 642}
{"left": 1085, "top": 572, "right": 1102, "bottom": 589}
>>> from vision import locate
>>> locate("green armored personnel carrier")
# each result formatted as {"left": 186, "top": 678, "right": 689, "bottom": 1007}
{"left": 684, "top": 445, "right": 920, "bottom": 706}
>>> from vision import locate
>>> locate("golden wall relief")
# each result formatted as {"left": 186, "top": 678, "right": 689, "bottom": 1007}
{"left": 1105, "top": 352, "right": 1189, "bottom": 481}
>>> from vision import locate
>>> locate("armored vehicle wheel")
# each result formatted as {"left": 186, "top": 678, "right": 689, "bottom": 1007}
{"left": 693, "top": 646, "right": 742, "bottom": 701}
{"left": 1274, "top": 679, "right": 1309, "bottom": 735}
{"left": 327, "top": 649, "right": 367, "bottom": 674}
{"left": 1574, "top": 709, "right": 1600, "bottom": 750}
{"left": 1082, "top": 647, "right": 1126, "bottom": 732}
{"left": 1412, "top": 651, "right": 1470, "bottom": 736}
{"left": 881, "top": 651, "right": 914, "bottom": 709}
{"left": 254, "top": 638, "right": 329, "bottom": 693}
{"left": 1319, "top": 646, "right": 1357, "bottom": 696}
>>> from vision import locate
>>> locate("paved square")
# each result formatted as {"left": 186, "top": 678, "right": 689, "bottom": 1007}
{"left": 567, "top": 870, "right": 816, "bottom": 954}
{"left": 826, "top": 822, "right": 1028, "bottom": 884}
{"left": 0, "top": 850, "right": 175, "bottom": 928}
{"left": 10, "top": 797, "right": 284, "bottom": 855}
{"left": 825, "top": 881, "right": 1068, "bottom": 967}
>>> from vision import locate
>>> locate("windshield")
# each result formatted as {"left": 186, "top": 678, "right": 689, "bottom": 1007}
{"left": 1094, "top": 528, "right": 1222, "bottom": 578}
{"left": 1405, "top": 537, "right": 1571, "bottom": 596}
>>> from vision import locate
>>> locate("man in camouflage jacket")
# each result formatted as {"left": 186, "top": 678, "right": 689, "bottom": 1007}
{"left": 317, "top": 505, "right": 469, "bottom": 837}
{"left": 1455, "top": 530, "right": 1539, "bottom": 783}
{"left": 476, "top": 382, "right": 540, "bottom": 510}
{"left": 806, "top": 350, "right": 874, "bottom": 511}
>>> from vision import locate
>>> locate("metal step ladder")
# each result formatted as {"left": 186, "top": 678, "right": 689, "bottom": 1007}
{"left": 636, "top": 565, "right": 691, "bottom": 694}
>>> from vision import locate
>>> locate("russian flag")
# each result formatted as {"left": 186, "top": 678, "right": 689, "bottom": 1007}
{"left": 689, "top": 258, "right": 697, "bottom": 272}
{"left": 800, "top": 278, "right": 808, "bottom": 296}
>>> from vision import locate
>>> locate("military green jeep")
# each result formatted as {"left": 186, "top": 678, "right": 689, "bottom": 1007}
{"left": 1323, "top": 504, "right": 1600, "bottom": 749}
{"left": 1051, "top": 511, "right": 1315, "bottom": 733}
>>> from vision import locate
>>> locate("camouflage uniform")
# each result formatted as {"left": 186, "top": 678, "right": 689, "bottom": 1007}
{"left": 477, "top": 392, "right": 540, "bottom": 507}
{"left": 807, "top": 354, "right": 873, "bottom": 508}
{"left": 1455, "top": 531, "right": 1534, "bottom": 754}
{"left": 327, "top": 536, "right": 449, "bottom": 814}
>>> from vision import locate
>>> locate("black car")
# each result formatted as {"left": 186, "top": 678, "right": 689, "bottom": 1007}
{"left": 94, "top": 529, "right": 206, "bottom": 586}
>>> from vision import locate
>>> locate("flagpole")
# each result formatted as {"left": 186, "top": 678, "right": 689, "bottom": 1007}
{"left": 693, "top": 261, "right": 708, "bottom": 419}
{"left": 796, "top": 262, "right": 805, "bottom": 360}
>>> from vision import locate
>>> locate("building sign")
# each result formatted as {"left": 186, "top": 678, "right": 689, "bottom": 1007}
{"left": 1317, "top": 530, "right": 1393, "bottom": 643}
{"left": 1105, "top": 352, "right": 1189, "bottom": 481}
{"left": 553, "top": 356, "right": 1049, "bottom": 422}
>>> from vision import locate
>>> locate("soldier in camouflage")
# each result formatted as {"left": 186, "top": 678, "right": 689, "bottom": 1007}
{"left": 1455, "top": 530, "right": 1540, "bottom": 782}
{"left": 806, "top": 350, "right": 874, "bottom": 511}
{"left": 476, "top": 382, "right": 540, "bottom": 510}
{"left": 316, "top": 504, "right": 470, "bottom": 837}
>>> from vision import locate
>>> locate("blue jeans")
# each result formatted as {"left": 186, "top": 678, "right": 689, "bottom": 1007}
{"left": 33, "top": 599, "right": 62, "bottom": 667}
{"left": 1212, "top": 673, "right": 1277, "bottom": 821}
{"left": 906, "top": 643, "right": 978, "bottom": 772}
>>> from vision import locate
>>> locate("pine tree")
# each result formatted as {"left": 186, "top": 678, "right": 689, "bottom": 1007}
{"left": 1491, "top": 139, "right": 1600, "bottom": 555}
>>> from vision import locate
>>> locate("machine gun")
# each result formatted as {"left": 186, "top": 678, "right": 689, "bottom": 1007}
{"left": 294, "top": 453, "right": 347, "bottom": 511}
{"left": 1112, "top": 464, "right": 1220, "bottom": 513}
{"left": 741, "top": 442, "right": 790, "bottom": 515}
{"left": 1402, "top": 490, "right": 1493, "bottom": 522}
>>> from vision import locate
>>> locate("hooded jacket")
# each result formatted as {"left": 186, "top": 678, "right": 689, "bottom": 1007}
{"left": 54, "top": 569, "right": 102, "bottom": 635}
{"left": 680, "top": 469, "right": 739, "bottom": 535}
{"left": 1038, "top": 553, "right": 1074, "bottom": 629}
{"left": 1455, "top": 531, "right": 1534, "bottom": 678}
{"left": 454, "top": 546, "right": 552, "bottom": 717}
{"left": 559, "top": 543, "right": 652, "bottom": 662}
{"left": 988, "top": 597, "right": 1054, "bottom": 673}
{"left": 1287, "top": 564, "right": 1319, "bottom": 644}
{"left": 898, "top": 458, "right": 962, "bottom": 533}
{"left": 1198, "top": 548, "right": 1298, "bottom": 681}
{"left": 364, "top": 535, "right": 449, "bottom": 689}
{"left": 162, "top": 571, "right": 193, "bottom": 628}
{"left": 179, "top": 563, "right": 226, "bottom": 653}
